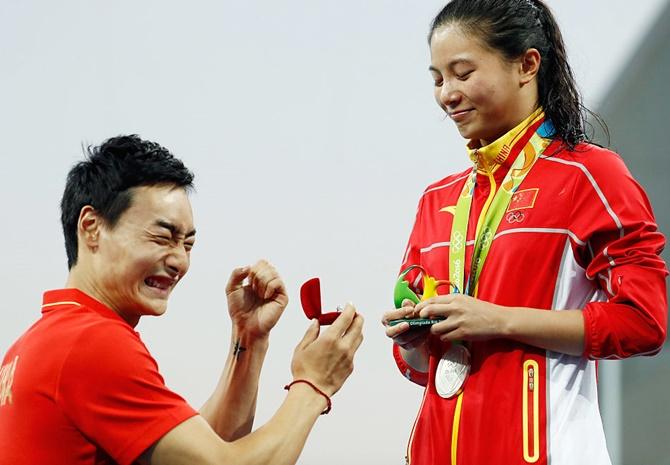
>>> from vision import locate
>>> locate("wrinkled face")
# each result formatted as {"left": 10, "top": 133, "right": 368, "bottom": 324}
{"left": 430, "top": 24, "right": 525, "bottom": 145}
{"left": 92, "top": 185, "right": 195, "bottom": 324}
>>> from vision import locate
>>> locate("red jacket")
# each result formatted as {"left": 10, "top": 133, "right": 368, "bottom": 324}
{"left": 394, "top": 141, "right": 667, "bottom": 465}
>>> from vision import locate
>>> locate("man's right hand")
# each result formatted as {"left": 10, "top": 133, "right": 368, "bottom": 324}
{"left": 141, "top": 304, "right": 364, "bottom": 465}
{"left": 290, "top": 304, "right": 364, "bottom": 397}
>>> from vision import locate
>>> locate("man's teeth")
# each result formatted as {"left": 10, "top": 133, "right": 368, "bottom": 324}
{"left": 146, "top": 277, "right": 170, "bottom": 289}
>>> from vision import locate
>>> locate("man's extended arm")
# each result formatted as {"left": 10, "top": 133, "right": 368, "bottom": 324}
{"left": 140, "top": 305, "right": 364, "bottom": 465}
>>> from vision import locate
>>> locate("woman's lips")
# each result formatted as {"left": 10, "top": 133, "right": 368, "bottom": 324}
{"left": 449, "top": 109, "right": 473, "bottom": 122}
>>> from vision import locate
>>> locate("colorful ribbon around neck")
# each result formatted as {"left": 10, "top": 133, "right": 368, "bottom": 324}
{"left": 450, "top": 110, "right": 552, "bottom": 297}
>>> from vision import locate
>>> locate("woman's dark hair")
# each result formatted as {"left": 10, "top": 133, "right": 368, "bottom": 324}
{"left": 60, "top": 135, "right": 195, "bottom": 269}
{"left": 429, "top": 0, "right": 607, "bottom": 148}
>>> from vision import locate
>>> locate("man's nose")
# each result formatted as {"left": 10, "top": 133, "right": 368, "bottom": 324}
{"left": 166, "top": 246, "right": 189, "bottom": 276}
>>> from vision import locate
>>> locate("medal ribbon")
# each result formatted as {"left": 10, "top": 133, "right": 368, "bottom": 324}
{"left": 449, "top": 109, "right": 553, "bottom": 296}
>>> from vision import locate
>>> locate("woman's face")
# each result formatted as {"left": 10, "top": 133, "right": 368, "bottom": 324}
{"left": 430, "top": 24, "right": 531, "bottom": 146}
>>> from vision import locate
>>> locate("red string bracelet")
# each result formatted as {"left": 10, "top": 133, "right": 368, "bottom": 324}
{"left": 284, "top": 379, "right": 332, "bottom": 415}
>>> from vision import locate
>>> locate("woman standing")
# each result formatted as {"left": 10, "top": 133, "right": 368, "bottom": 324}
{"left": 382, "top": 1, "right": 667, "bottom": 464}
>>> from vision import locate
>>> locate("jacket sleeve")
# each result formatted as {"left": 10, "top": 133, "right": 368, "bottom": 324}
{"left": 570, "top": 148, "right": 668, "bottom": 359}
{"left": 392, "top": 195, "right": 429, "bottom": 386}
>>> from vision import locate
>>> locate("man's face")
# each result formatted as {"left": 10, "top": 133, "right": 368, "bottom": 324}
{"left": 91, "top": 185, "right": 195, "bottom": 325}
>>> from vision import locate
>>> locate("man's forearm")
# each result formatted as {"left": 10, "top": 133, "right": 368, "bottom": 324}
{"left": 199, "top": 333, "right": 269, "bottom": 440}
{"left": 143, "top": 382, "right": 329, "bottom": 465}
{"left": 227, "top": 383, "right": 327, "bottom": 465}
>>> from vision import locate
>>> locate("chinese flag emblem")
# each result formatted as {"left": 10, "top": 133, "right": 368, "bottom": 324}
{"left": 508, "top": 188, "right": 538, "bottom": 212}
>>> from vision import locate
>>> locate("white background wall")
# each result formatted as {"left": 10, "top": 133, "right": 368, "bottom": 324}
{"left": 1, "top": 1, "right": 668, "bottom": 463}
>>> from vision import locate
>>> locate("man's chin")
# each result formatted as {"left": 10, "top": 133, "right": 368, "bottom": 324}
{"left": 137, "top": 298, "right": 169, "bottom": 318}
{"left": 146, "top": 304, "right": 168, "bottom": 317}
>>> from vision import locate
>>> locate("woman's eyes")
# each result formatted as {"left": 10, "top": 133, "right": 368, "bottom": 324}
{"left": 431, "top": 69, "right": 473, "bottom": 86}
{"left": 456, "top": 70, "right": 474, "bottom": 80}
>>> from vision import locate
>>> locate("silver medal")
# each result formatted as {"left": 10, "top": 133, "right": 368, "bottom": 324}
{"left": 435, "top": 343, "right": 471, "bottom": 398}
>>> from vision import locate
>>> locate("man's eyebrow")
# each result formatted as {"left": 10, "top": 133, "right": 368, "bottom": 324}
{"left": 155, "top": 220, "right": 196, "bottom": 238}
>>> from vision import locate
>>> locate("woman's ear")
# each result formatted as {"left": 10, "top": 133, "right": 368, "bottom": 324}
{"left": 519, "top": 48, "right": 541, "bottom": 85}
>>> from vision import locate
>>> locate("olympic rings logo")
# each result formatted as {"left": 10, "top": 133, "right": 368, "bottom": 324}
{"left": 452, "top": 231, "right": 464, "bottom": 251}
{"left": 480, "top": 229, "right": 493, "bottom": 248}
{"left": 505, "top": 211, "right": 525, "bottom": 223}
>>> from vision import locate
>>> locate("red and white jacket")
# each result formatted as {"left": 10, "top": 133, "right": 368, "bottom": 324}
{"left": 394, "top": 141, "right": 668, "bottom": 465}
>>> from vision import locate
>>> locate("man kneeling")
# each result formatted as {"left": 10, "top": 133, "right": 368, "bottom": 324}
{"left": 0, "top": 135, "right": 364, "bottom": 465}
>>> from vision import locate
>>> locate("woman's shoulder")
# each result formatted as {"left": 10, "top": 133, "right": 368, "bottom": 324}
{"left": 421, "top": 167, "right": 472, "bottom": 196}
{"left": 542, "top": 141, "right": 629, "bottom": 178}
{"left": 549, "top": 141, "right": 623, "bottom": 162}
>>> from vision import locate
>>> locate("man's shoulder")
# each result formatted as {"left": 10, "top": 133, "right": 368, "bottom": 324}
{"left": 62, "top": 313, "right": 152, "bottom": 370}
{"left": 56, "top": 313, "right": 162, "bottom": 403}
{"left": 6, "top": 301, "right": 141, "bottom": 368}
{"left": 40, "top": 304, "right": 142, "bottom": 355}
{"left": 20, "top": 301, "right": 156, "bottom": 385}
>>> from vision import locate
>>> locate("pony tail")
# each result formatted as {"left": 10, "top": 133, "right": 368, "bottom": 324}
{"left": 535, "top": 1, "right": 608, "bottom": 148}
{"left": 428, "top": 0, "right": 609, "bottom": 149}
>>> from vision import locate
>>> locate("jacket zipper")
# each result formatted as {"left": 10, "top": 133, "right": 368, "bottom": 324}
{"left": 523, "top": 360, "right": 539, "bottom": 463}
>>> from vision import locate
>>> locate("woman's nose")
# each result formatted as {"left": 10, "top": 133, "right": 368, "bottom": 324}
{"left": 438, "top": 83, "right": 462, "bottom": 109}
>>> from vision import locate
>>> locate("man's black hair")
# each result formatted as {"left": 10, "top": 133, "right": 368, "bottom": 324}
{"left": 60, "top": 135, "right": 194, "bottom": 269}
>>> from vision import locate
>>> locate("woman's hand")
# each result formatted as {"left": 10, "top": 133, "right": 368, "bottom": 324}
{"left": 381, "top": 299, "right": 430, "bottom": 349}
{"left": 416, "top": 294, "right": 505, "bottom": 341}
